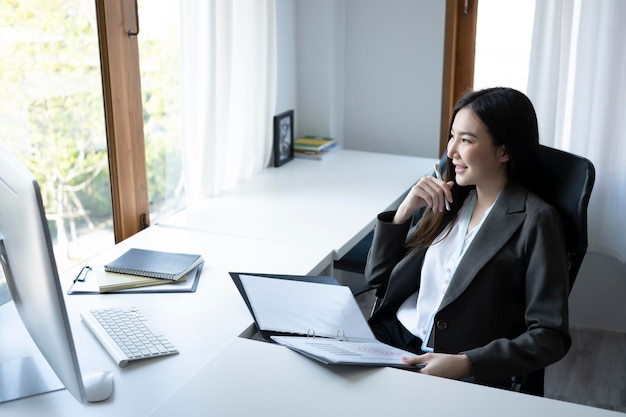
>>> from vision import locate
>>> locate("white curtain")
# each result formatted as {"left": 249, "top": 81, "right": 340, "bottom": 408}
{"left": 527, "top": 0, "right": 626, "bottom": 263}
{"left": 180, "top": 0, "right": 277, "bottom": 206}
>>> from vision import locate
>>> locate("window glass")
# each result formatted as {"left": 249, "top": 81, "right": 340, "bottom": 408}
{"left": 0, "top": 0, "right": 114, "bottom": 275}
{"left": 474, "top": 0, "right": 536, "bottom": 93}
{"left": 138, "top": 1, "right": 186, "bottom": 222}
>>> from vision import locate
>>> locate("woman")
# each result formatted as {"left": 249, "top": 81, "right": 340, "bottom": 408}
{"left": 365, "top": 87, "right": 570, "bottom": 394}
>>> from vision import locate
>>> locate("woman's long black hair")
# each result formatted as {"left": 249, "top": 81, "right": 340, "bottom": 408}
{"left": 408, "top": 87, "right": 541, "bottom": 250}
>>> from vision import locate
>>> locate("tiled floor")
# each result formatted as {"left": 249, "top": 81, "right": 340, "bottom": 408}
{"left": 545, "top": 326, "right": 626, "bottom": 412}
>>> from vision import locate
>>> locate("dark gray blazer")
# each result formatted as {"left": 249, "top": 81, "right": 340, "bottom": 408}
{"left": 365, "top": 182, "right": 571, "bottom": 384}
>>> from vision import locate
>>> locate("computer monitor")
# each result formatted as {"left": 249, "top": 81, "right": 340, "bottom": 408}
{"left": 0, "top": 142, "right": 113, "bottom": 403}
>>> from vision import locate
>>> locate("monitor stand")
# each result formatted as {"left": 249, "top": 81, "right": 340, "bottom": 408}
{"left": 0, "top": 353, "right": 64, "bottom": 403}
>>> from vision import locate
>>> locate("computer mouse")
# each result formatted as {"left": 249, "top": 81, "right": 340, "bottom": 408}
{"left": 83, "top": 370, "right": 114, "bottom": 402}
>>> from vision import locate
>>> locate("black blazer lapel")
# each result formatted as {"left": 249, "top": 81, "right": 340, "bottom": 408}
{"left": 438, "top": 183, "right": 528, "bottom": 311}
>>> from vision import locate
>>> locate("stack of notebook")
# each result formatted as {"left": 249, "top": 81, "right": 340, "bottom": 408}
{"left": 94, "top": 248, "right": 204, "bottom": 293}
{"left": 294, "top": 136, "right": 337, "bottom": 160}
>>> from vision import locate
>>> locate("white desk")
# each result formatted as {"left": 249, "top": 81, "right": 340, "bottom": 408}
{"left": 0, "top": 226, "right": 333, "bottom": 416}
{"left": 158, "top": 150, "right": 436, "bottom": 259}
{"left": 149, "top": 337, "right": 622, "bottom": 417}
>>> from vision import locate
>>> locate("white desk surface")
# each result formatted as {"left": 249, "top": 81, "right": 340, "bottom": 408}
{"left": 149, "top": 337, "right": 622, "bottom": 417}
{"left": 0, "top": 226, "right": 332, "bottom": 416}
{"left": 158, "top": 149, "right": 437, "bottom": 259}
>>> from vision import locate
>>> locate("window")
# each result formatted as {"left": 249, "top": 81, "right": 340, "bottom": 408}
{"left": 137, "top": 2, "right": 185, "bottom": 222}
{"left": 474, "top": 0, "right": 535, "bottom": 93}
{"left": 0, "top": 0, "right": 113, "bottom": 272}
{"left": 0, "top": 0, "right": 185, "bottom": 281}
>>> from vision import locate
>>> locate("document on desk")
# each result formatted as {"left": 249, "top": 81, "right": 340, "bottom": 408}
{"left": 230, "top": 273, "right": 422, "bottom": 369}
{"left": 270, "top": 335, "right": 422, "bottom": 368}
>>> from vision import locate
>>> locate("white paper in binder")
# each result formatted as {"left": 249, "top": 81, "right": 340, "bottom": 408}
{"left": 239, "top": 274, "right": 374, "bottom": 340}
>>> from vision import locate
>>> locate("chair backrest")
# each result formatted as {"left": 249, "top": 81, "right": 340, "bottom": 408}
{"left": 535, "top": 145, "right": 595, "bottom": 291}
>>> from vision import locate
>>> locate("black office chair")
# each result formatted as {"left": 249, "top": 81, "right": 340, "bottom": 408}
{"left": 535, "top": 145, "right": 595, "bottom": 291}
{"left": 334, "top": 145, "right": 596, "bottom": 395}
{"left": 513, "top": 145, "right": 595, "bottom": 395}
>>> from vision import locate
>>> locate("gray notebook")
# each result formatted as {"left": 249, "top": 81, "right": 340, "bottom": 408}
{"left": 104, "top": 248, "right": 204, "bottom": 281}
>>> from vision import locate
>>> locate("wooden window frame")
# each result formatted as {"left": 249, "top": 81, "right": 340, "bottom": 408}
{"left": 440, "top": 0, "right": 478, "bottom": 156}
{"left": 95, "top": 0, "right": 150, "bottom": 243}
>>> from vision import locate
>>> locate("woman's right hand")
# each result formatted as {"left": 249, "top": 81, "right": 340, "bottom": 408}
{"left": 393, "top": 176, "right": 454, "bottom": 224}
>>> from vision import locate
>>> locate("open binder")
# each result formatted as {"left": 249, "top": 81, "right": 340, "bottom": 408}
{"left": 229, "top": 272, "right": 424, "bottom": 369}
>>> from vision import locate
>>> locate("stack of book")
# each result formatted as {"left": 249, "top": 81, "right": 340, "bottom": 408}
{"left": 294, "top": 136, "right": 337, "bottom": 160}
{"left": 99, "top": 248, "right": 204, "bottom": 293}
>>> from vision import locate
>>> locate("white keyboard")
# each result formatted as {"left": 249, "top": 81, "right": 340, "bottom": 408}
{"left": 81, "top": 306, "right": 179, "bottom": 368}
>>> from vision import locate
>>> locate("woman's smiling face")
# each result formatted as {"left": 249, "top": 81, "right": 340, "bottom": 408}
{"left": 447, "top": 107, "right": 509, "bottom": 192}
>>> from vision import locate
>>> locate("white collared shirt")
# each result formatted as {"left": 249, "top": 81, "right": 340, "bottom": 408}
{"left": 396, "top": 191, "right": 494, "bottom": 349}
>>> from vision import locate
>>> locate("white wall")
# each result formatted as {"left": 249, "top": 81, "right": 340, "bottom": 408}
{"left": 343, "top": 0, "right": 444, "bottom": 158}
{"left": 294, "top": 0, "right": 346, "bottom": 143}
{"left": 284, "top": 0, "right": 444, "bottom": 159}
{"left": 275, "top": 0, "right": 297, "bottom": 117}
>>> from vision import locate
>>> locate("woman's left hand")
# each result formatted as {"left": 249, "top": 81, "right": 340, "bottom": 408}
{"left": 402, "top": 353, "right": 471, "bottom": 380}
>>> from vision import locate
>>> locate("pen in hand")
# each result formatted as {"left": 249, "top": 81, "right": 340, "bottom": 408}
{"left": 434, "top": 163, "right": 451, "bottom": 211}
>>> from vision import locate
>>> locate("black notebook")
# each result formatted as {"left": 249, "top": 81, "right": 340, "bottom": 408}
{"left": 104, "top": 248, "right": 204, "bottom": 281}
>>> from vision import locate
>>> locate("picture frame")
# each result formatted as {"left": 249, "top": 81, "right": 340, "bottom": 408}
{"left": 273, "top": 110, "right": 294, "bottom": 167}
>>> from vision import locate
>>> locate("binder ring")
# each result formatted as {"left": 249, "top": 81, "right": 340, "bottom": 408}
{"left": 336, "top": 329, "right": 345, "bottom": 341}
{"left": 307, "top": 328, "right": 316, "bottom": 338}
